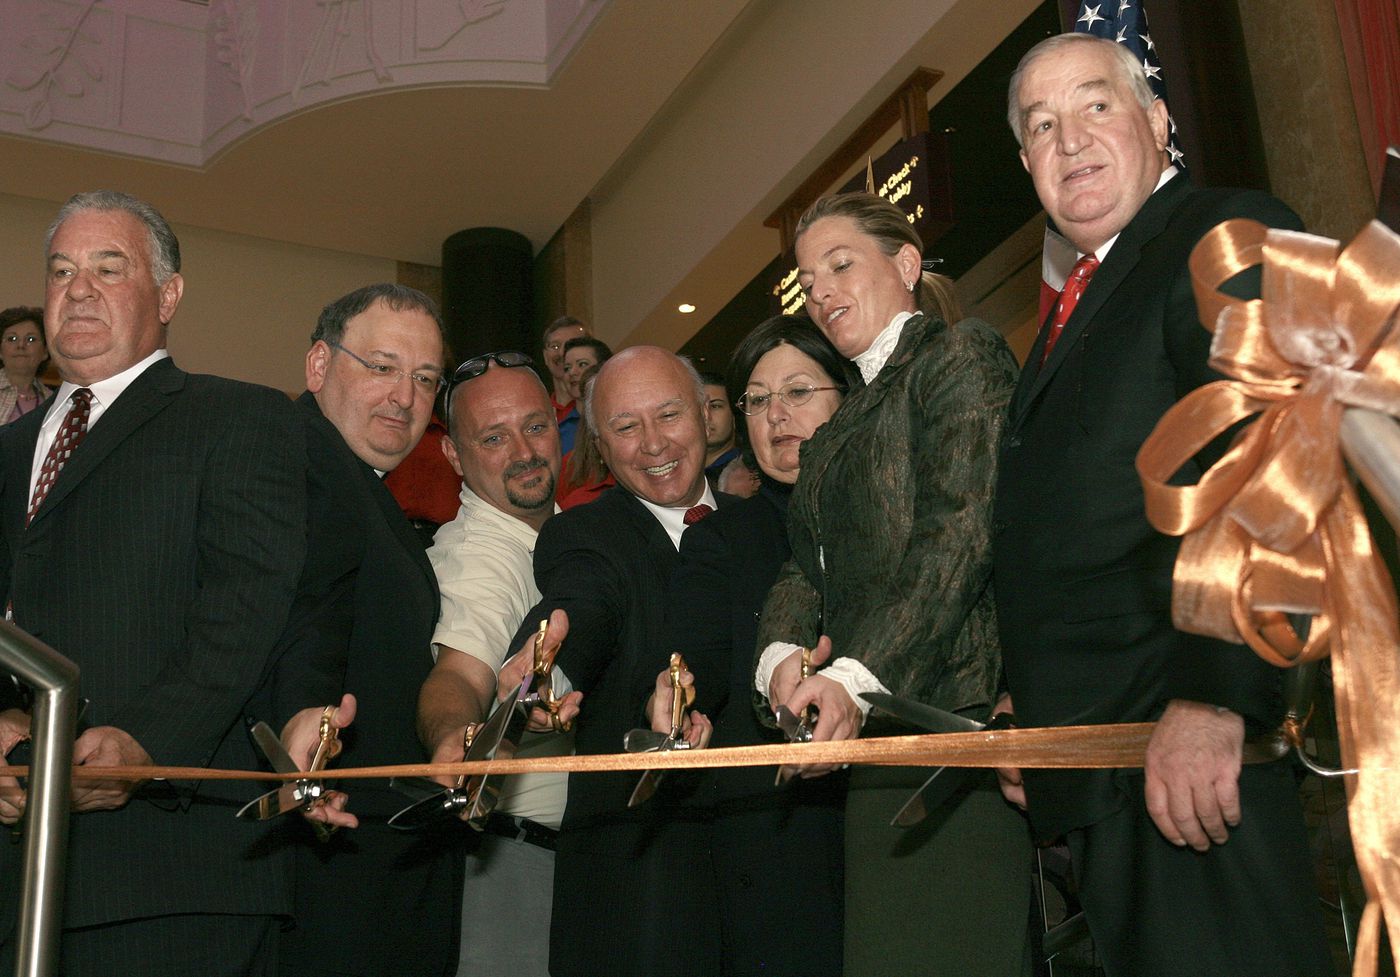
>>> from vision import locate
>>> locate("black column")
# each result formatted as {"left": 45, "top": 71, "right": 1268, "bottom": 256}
{"left": 440, "top": 227, "right": 534, "bottom": 363}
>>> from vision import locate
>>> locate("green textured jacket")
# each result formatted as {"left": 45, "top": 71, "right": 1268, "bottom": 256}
{"left": 755, "top": 312, "right": 1018, "bottom": 727}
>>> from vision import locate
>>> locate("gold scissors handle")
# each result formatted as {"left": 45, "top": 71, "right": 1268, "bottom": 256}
{"left": 308, "top": 705, "right": 340, "bottom": 774}
{"left": 668, "top": 653, "right": 695, "bottom": 738}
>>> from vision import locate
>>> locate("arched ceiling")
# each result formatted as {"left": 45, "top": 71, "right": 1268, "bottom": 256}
{"left": 0, "top": 0, "right": 1047, "bottom": 349}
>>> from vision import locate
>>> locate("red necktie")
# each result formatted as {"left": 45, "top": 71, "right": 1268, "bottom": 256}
{"left": 1039, "top": 254, "right": 1099, "bottom": 366}
{"left": 683, "top": 504, "right": 713, "bottom": 526}
{"left": 28, "top": 388, "right": 92, "bottom": 525}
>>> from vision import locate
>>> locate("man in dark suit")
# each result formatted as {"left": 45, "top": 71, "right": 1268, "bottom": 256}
{"left": 0, "top": 191, "right": 306, "bottom": 976}
{"left": 993, "top": 34, "right": 1333, "bottom": 976}
{"left": 500, "top": 346, "right": 723, "bottom": 977}
{"left": 272, "top": 283, "right": 461, "bottom": 977}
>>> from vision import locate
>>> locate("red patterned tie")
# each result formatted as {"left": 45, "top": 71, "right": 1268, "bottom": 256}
{"left": 28, "top": 388, "right": 92, "bottom": 525}
{"left": 1038, "top": 254, "right": 1100, "bottom": 366}
{"left": 683, "top": 504, "right": 713, "bottom": 526}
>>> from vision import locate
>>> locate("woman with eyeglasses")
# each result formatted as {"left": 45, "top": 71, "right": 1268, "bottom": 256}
{"left": 752, "top": 192, "right": 1033, "bottom": 977}
{"left": 658, "top": 314, "right": 854, "bottom": 975}
{"left": 0, "top": 306, "right": 53, "bottom": 425}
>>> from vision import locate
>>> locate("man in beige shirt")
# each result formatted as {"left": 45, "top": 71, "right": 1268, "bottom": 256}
{"left": 416, "top": 352, "right": 575, "bottom": 977}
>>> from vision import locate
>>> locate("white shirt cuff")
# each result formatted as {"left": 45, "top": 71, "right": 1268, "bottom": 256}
{"left": 821, "top": 658, "right": 889, "bottom": 718}
{"left": 755, "top": 642, "right": 803, "bottom": 701}
{"left": 754, "top": 643, "right": 888, "bottom": 718}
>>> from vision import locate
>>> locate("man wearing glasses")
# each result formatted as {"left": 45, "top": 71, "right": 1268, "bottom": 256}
{"left": 273, "top": 283, "right": 461, "bottom": 977}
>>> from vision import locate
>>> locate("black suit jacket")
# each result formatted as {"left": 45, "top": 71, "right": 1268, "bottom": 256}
{"left": 514, "top": 486, "right": 733, "bottom": 977}
{"left": 660, "top": 481, "right": 845, "bottom": 975}
{"left": 0, "top": 357, "right": 307, "bottom": 930}
{"left": 272, "top": 393, "right": 457, "bottom": 977}
{"left": 993, "top": 177, "right": 1304, "bottom": 839}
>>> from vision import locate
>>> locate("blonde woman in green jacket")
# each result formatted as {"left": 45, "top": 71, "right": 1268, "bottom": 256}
{"left": 754, "top": 192, "right": 1034, "bottom": 977}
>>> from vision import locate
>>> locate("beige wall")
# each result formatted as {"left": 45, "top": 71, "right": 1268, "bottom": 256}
{"left": 0, "top": 191, "right": 397, "bottom": 394}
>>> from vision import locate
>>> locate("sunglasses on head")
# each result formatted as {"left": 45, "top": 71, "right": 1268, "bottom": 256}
{"left": 445, "top": 351, "right": 535, "bottom": 409}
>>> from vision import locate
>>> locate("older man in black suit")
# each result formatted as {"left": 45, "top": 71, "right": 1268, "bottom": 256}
{"left": 992, "top": 33, "right": 1333, "bottom": 977}
{"left": 499, "top": 346, "right": 726, "bottom": 977}
{"left": 0, "top": 191, "right": 306, "bottom": 976}
{"left": 272, "top": 283, "right": 461, "bottom": 977}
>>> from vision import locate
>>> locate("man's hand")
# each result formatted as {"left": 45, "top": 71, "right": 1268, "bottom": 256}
{"left": 0, "top": 708, "right": 30, "bottom": 824}
{"left": 70, "top": 726, "right": 153, "bottom": 812}
{"left": 777, "top": 667, "right": 861, "bottom": 781}
{"left": 428, "top": 722, "right": 479, "bottom": 792}
{"left": 991, "top": 693, "right": 1026, "bottom": 810}
{"left": 498, "top": 609, "right": 582, "bottom": 733}
{"left": 281, "top": 694, "right": 358, "bottom": 830}
{"left": 767, "top": 636, "right": 832, "bottom": 707}
{"left": 1144, "top": 699, "right": 1244, "bottom": 851}
{"left": 645, "top": 663, "right": 712, "bottom": 749}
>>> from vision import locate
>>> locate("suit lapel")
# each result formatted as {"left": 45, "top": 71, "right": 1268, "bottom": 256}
{"left": 1011, "top": 177, "right": 1192, "bottom": 429}
{"left": 615, "top": 489, "right": 681, "bottom": 572}
{"left": 28, "top": 359, "right": 184, "bottom": 526}
{"left": 364, "top": 463, "right": 439, "bottom": 600}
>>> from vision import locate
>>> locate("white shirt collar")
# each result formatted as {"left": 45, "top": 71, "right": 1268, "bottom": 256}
{"left": 853, "top": 310, "right": 916, "bottom": 385}
{"left": 458, "top": 482, "right": 559, "bottom": 543}
{"left": 43, "top": 349, "right": 170, "bottom": 436}
{"left": 638, "top": 482, "right": 719, "bottom": 550}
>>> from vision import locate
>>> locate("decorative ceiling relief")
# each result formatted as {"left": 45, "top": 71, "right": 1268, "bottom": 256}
{"left": 5, "top": 0, "right": 104, "bottom": 130}
{"left": 0, "top": 0, "right": 608, "bottom": 166}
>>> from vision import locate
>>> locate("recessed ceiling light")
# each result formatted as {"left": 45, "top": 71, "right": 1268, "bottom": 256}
{"left": 678, "top": 303, "right": 696, "bottom": 314}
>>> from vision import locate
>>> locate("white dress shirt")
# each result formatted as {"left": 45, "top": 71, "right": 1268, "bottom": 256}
{"left": 29, "top": 349, "right": 170, "bottom": 501}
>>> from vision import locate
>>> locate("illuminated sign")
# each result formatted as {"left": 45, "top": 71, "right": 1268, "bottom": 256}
{"left": 772, "top": 130, "right": 951, "bottom": 315}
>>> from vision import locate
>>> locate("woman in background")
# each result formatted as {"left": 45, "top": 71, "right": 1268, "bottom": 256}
{"left": 557, "top": 336, "right": 615, "bottom": 509}
{"left": 0, "top": 306, "right": 52, "bottom": 425}
{"left": 661, "top": 314, "right": 854, "bottom": 975}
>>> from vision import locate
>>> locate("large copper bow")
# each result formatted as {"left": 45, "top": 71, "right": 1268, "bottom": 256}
{"left": 1136, "top": 218, "right": 1400, "bottom": 977}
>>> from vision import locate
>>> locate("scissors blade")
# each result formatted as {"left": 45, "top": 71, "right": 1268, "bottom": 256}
{"left": 860, "top": 693, "right": 989, "bottom": 734}
{"left": 774, "top": 705, "right": 814, "bottom": 743}
{"left": 248, "top": 720, "right": 302, "bottom": 775}
{"left": 623, "top": 728, "right": 670, "bottom": 753}
{"left": 886, "top": 713, "right": 1016, "bottom": 827}
{"left": 388, "top": 784, "right": 470, "bottom": 830}
{"left": 235, "top": 782, "right": 307, "bottom": 821}
{"left": 628, "top": 769, "right": 664, "bottom": 809}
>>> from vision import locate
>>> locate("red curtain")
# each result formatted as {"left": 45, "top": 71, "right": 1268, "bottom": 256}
{"left": 1334, "top": 0, "right": 1400, "bottom": 195}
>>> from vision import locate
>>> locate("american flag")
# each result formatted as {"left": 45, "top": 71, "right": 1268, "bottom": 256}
{"left": 1040, "top": 1, "right": 1185, "bottom": 316}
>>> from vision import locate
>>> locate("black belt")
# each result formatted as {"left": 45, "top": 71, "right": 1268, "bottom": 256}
{"left": 481, "top": 812, "right": 558, "bottom": 851}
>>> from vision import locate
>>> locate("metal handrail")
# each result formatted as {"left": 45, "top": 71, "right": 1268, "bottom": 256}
{"left": 1341, "top": 407, "right": 1400, "bottom": 532}
{"left": 0, "top": 621, "right": 78, "bottom": 977}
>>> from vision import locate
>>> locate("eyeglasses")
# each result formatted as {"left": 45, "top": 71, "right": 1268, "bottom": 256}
{"left": 450, "top": 350, "right": 535, "bottom": 385}
{"left": 735, "top": 383, "right": 843, "bottom": 416}
{"left": 3, "top": 334, "right": 41, "bottom": 345}
{"left": 328, "top": 341, "right": 445, "bottom": 393}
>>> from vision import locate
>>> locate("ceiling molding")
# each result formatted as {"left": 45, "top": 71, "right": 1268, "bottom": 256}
{"left": 0, "top": 0, "right": 609, "bottom": 166}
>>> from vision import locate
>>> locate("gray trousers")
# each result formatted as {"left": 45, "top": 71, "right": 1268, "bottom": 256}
{"left": 458, "top": 832, "right": 555, "bottom": 977}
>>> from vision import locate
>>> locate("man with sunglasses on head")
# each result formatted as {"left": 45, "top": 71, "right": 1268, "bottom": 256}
{"left": 271, "top": 283, "right": 462, "bottom": 977}
{"left": 417, "top": 350, "right": 579, "bottom": 977}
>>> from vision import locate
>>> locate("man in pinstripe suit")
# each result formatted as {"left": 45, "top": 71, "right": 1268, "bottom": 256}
{"left": 0, "top": 191, "right": 307, "bottom": 976}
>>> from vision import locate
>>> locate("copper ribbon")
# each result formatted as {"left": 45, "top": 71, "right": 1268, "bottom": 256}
{"left": 4, "top": 722, "right": 1161, "bottom": 783}
{"left": 1135, "top": 218, "right": 1400, "bottom": 977}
